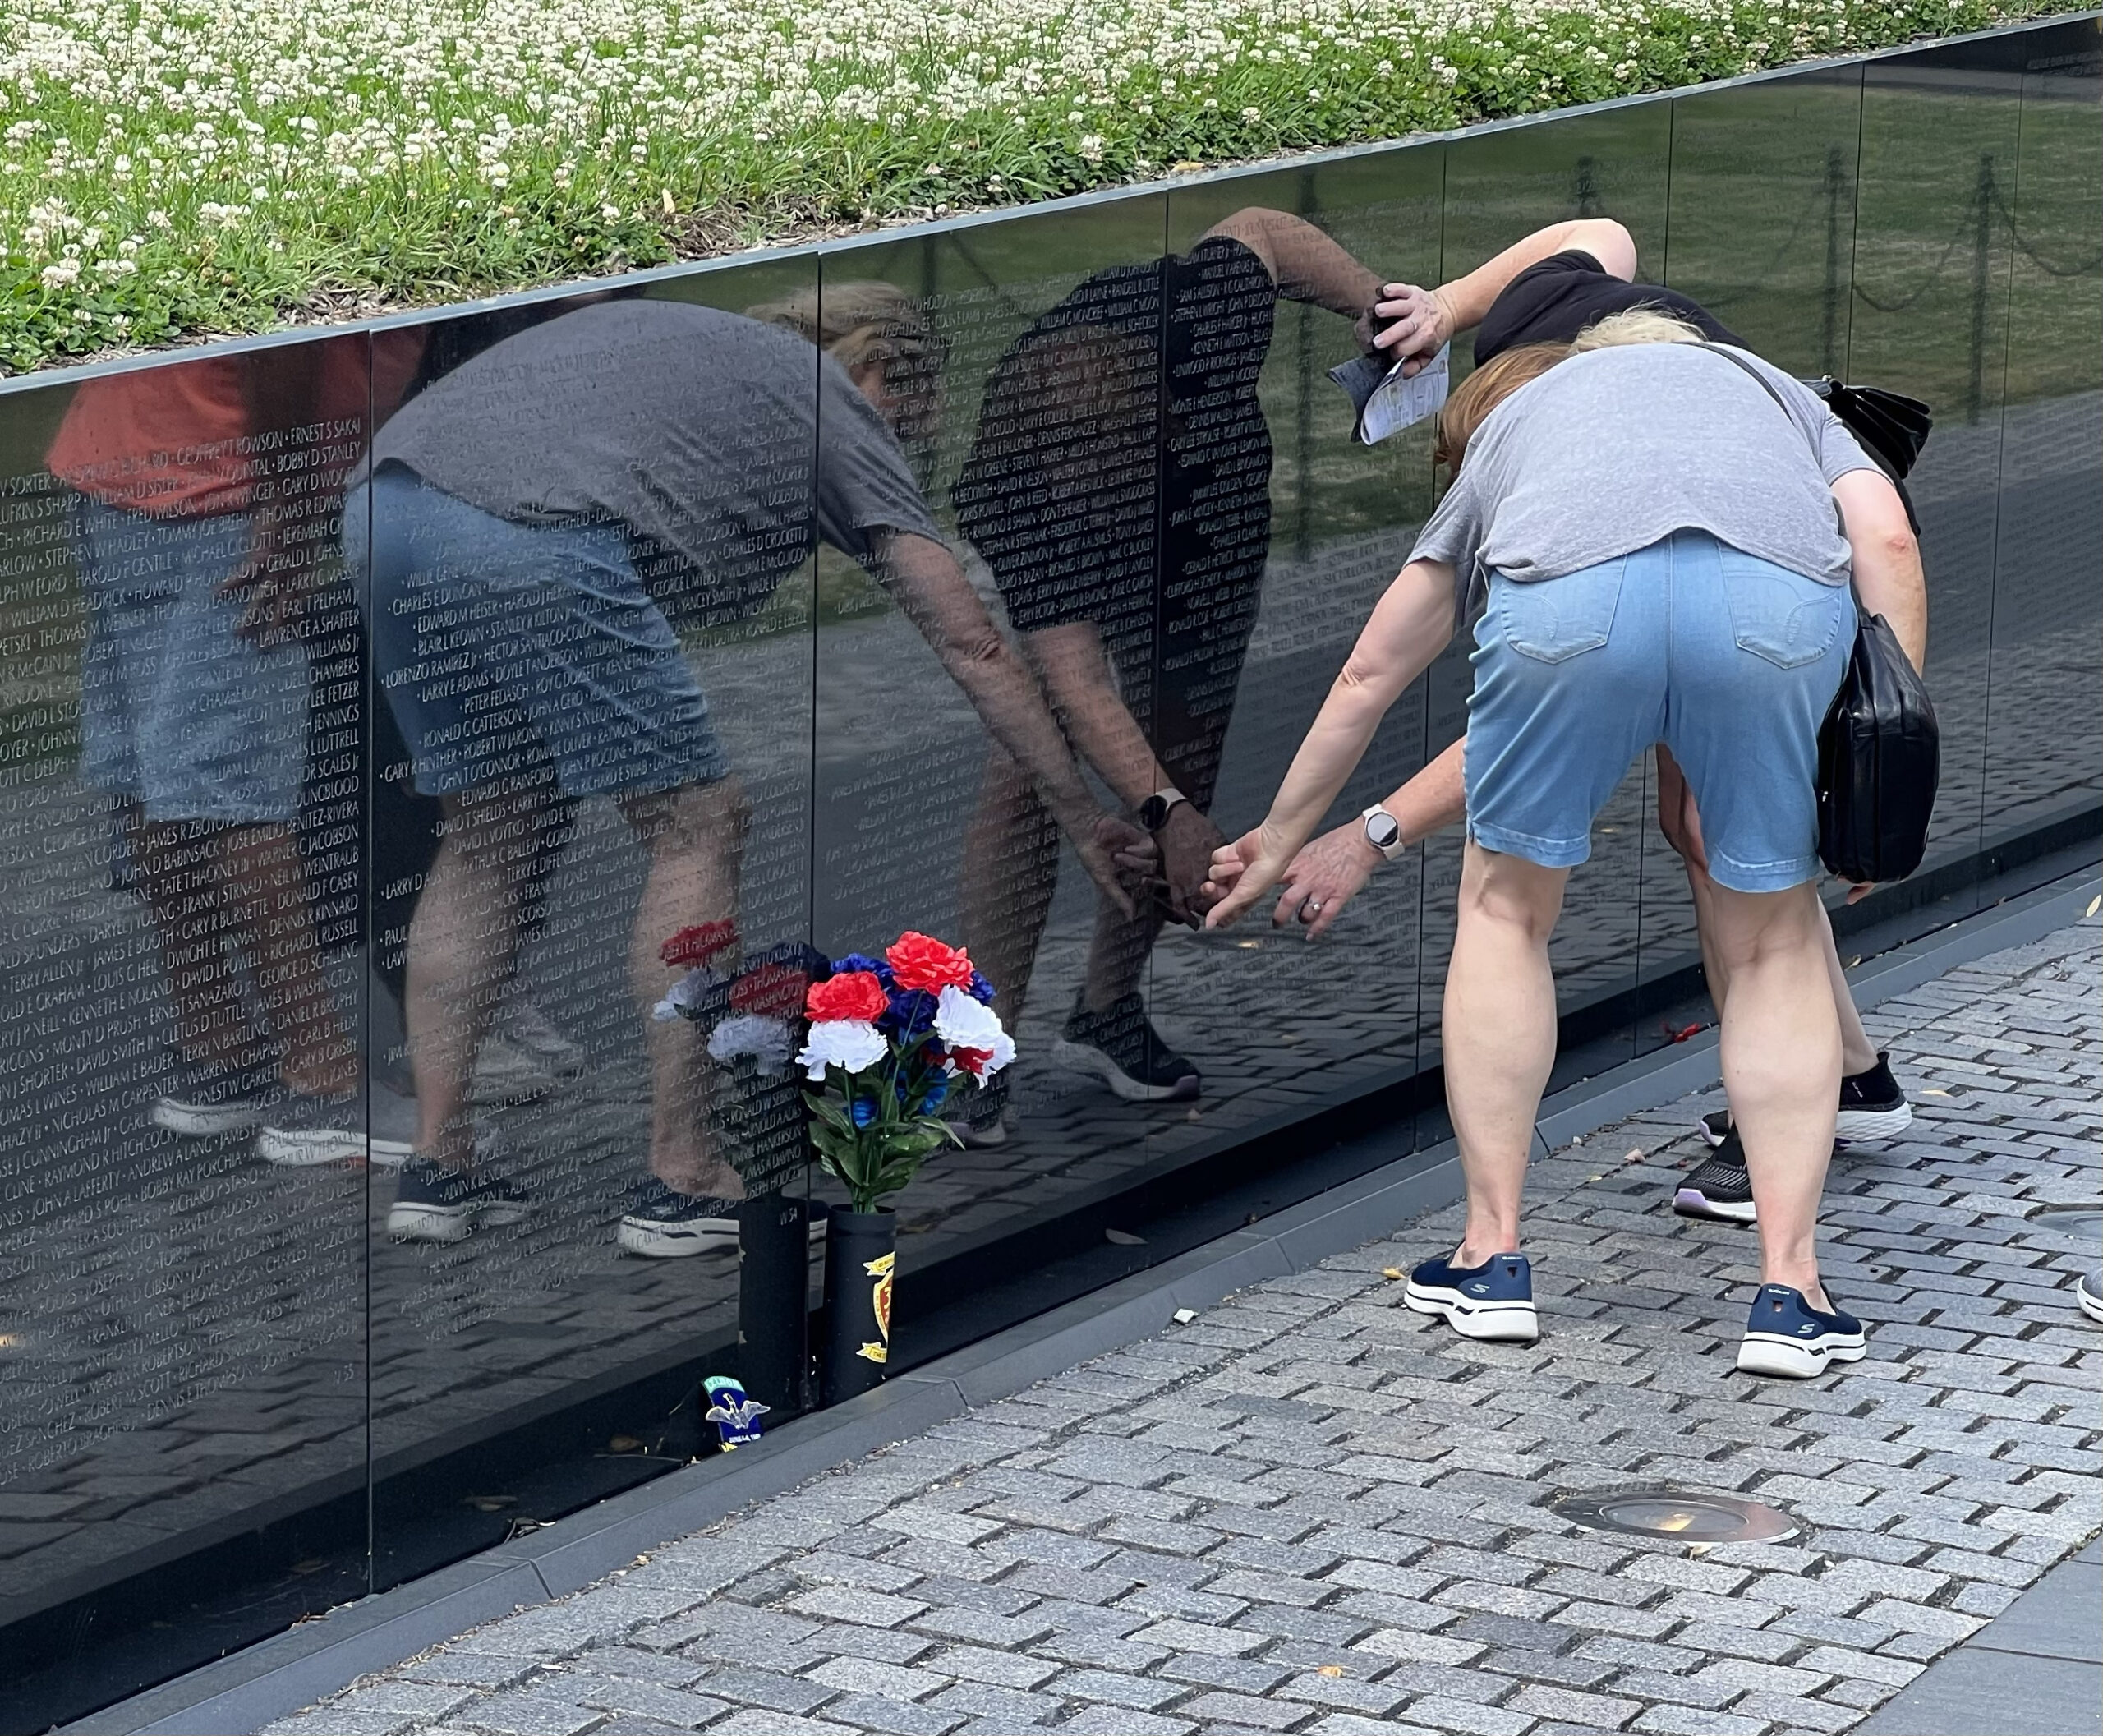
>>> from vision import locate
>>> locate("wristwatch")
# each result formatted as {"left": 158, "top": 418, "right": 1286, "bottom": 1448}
{"left": 1361, "top": 804, "right": 1408, "bottom": 862}
{"left": 1139, "top": 788, "right": 1189, "bottom": 833}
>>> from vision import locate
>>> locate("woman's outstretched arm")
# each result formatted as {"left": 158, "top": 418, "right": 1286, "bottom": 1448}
{"left": 1203, "top": 556, "right": 1457, "bottom": 928}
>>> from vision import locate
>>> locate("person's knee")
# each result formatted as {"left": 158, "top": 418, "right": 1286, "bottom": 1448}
{"left": 1705, "top": 880, "right": 1823, "bottom": 971}
{"left": 1460, "top": 848, "right": 1565, "bottom": 946}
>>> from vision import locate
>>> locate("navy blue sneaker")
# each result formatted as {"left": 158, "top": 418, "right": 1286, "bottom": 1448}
{"left": 387, "top": 1157, "right": 533, "bottom": 1244}
{"left": 617, "top": 1180, "right": 740, "bottom": 1259}
{"left": 1403, "top": 1251, "right": 1538, "bottom": 1343}
{"left": 1736, "top": 1283, "right": 1866, "bottom": 1379}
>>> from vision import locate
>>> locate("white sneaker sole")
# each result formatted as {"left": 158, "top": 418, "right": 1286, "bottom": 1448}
{"left": 258, "top": 1128, "right": 416, "bottom": 1168}
{"left": 617, "top": 1218, "right": 738, "bottom": 1258}
{"left": 154, "top": 1098, "right": 266, "bottom": 1137}
{"left": 389, "top": 1202, "right": 472, "bottom": 1243}
{"left": 1051, "top": 1038, "right": 1199, "bottom": 1103}
{"left": 388, "top": 1196, "right": 530, "bottom": 1241}
{"left": 1835, "top": 1101, "right": 1912, "bottom": 1142}
{"left": 1403, "top": 1280, "right": 1539, "bottom": 1343}
{"left": 1701, "top": 1102, "right": 1912, "bottom": 1149}
{"left": 2076, "top": 1282, "right": 2103, "bottom": 1324}
{"left": 1673, "top": 1186, "right": 1756, "bottom": 1225}
{"left": 1736, "top": 1330, "right": 1867, "bottom": 1379}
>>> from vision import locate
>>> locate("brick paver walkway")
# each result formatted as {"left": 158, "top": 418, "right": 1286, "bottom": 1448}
{"left": 272, "top": 910, "right": 2101, "bottom": 1736}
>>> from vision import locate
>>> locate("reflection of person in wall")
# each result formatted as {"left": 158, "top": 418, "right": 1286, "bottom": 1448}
{"left": 1207, "top": 311, "right": 1911, "bottom": 1378}
{"left": 952, "top": 208, "right": 1398, "bottom": 1117}
{"left": 1247, "top": 218, "right": 1924, "bottom": 1224}
{"left": 46, "top": 351, "right": 419, "bottom": 1165}
{"left": 351, "top": 291, "right": 1146, "bottom": 1250}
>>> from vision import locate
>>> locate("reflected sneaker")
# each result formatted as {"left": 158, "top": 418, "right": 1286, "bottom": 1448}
{"left": 1700, "top": 1051, "right": 1912, "bottom": 1147}
{"left": 1673, "top": 1130, "right": 1756, "bottom": 1224}
{"left": 1053, "top": 992, "right": 1199, "bottom": 1103}
{"left": 258, "top": 1082, "right": 418, "bottom": 1168}
{"left": 2078, "top": 1270, "right": 2103, "bottom": 1324}
{"left": 617, "top": 1180, "right": 741, "bottom": 1259}
{"left": 153, "top": 1050, "right": 274, "bottom": 1136}
{"left": 469, "top": 998, "right": 587, "bottom": 1105}
{"left": 946, "top": 1072, "right": 1015, "bottom": 1149}
{"left": 1403, "top": 1251, "right": 1539, "bottom": 1343}
{"left": 1736, "top": 1283, "right": 1867, "bottom": 1379}
{"left": 386, "top": 1156, "right": 534, "bottom": 1243}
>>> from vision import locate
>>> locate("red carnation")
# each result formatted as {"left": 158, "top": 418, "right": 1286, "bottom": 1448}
{"left": 886, "top": 931, "right": 973, "bottom": 994}
{"left": 730, "top": 962, "right": 808, "bottom": 1018}
{"left": 661, "top": 920, "right": 739, "bottom": 968}
{"left": 950, "top": 1045, "right": 994, "bottom": 1077}
{"left": 805, "top": 971, "right": 889, "bottom": 1024}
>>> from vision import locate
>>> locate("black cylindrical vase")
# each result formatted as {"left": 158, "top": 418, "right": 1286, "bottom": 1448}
{"left": 737, "top": 1193, "right": 809, "bottom": 1417}
{"left": 820, "top": 1209, "right": 896, "bottom": 1406}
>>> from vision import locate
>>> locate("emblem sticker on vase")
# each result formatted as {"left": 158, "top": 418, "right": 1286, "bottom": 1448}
{"left": 858, "top": 1250, "right": 895, "bottom": 1364}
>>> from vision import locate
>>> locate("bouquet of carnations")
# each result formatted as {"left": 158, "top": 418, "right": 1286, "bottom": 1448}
{"left": 796, "top": 932, "right": 1014, "bottom": 1215}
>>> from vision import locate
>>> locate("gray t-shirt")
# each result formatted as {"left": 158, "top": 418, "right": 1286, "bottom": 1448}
{"left": 1411, "top": 341, "right": 1876, "bottom": 619}
{"left": 370, "top": 300, "right": 940, "bottom": 619}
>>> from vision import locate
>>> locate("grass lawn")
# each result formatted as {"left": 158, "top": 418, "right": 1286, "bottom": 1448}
{"left": 0, "top": 0, "right": 2068, "bottom": 373}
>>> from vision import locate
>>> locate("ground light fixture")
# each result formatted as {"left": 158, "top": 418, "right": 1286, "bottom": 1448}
{"left": 1544, "top": 1488, "right": 1802, "bottom": 1544}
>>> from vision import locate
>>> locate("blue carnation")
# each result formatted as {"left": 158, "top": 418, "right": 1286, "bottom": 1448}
{"left": 921, "top": 1075, "right": 950, "bottom": 1114}
{"left": 832, "top": 952, "right": 893, "bottom": 986}
{"left": 965, "top": 969, "right": 997, "bottom": 1005}
{"left": 886, "top": 988, "right": 938, "bottom": 1036}
{"left": 850, "top": 1096, "right": 877, "bottom": 1128}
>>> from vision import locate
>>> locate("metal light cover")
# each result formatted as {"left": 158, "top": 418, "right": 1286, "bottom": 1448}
{"left": 1545, "top": 1487, "right": 1800, "bottom": 1544}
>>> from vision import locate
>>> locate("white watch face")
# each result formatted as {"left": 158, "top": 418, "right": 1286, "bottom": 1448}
{"left": 1365, "top": 811, "right": 1401, "bottom": 850}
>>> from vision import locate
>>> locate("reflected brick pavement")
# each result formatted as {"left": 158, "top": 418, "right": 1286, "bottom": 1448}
{"left": 272, "top": 911, "right": 2101, "bottom": 1736}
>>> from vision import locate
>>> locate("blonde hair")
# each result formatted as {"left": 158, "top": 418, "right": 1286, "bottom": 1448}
{"left": 1434, "top": 341, "right": 1572, "bottom": 477}
{"left": 748, "top": 281, "right": 946, "bottom": 380}
{"left": 1570, "top": 306, "right": 1709, "bottom": 352}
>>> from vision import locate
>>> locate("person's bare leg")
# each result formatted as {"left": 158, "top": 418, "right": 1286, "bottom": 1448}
{"left": 219, "top": 822, "right": 358, "bottom": 1095}
{"left": 127, "top": 806, "right": 247, "bottom": 1071}
{"left": 1082, "top": 898, "right": 1162, "bottom": 1014}
{"left": 1703, "top": 878, "right": 1841, "bottom": 1305}
{"left": 1443, "top": 843, "right": 1568, "bottom": 1263}
{"left": 404, "top": 782, "right": 543, "bottom": 1167}
{"left": 1692, "top": 862, "right": 1875, "bottom": 1075}
{"left": 618, "top": 779, "right": 747, "bottom": 1199}
{"left": 1816, "top": 901, "right": 1879, "bottom": 1075}
{"left": 959, "top": 746, "right": 1059, "bottom": 1029}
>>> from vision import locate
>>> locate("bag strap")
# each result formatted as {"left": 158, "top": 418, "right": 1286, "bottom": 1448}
{"left": 1697, "top": 342, "right": 1818, "bottom": 456}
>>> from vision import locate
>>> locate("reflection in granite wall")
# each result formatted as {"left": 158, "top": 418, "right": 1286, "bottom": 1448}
{"left": 0, "top": 18, "right": 2095, "bottom": 1729}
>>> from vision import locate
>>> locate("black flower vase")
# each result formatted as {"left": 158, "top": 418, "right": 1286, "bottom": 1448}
{"left": 821, "top": 1209, "right": 896, "bottom": 1405}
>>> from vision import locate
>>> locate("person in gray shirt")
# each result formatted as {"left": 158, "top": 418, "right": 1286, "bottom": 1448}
{"left": 348, "top": 293, "right": 1145, "bottom": 1252}
{"left": 1203, "top": 311, "right": 1905, "bottom": 1382}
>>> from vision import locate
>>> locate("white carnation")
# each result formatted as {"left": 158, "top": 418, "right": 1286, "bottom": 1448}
{"left": 795, "top": 1018, "right": 887, "bottom": 1082}
{"left": 932, "top": 985, "right": 1016, "bottom": 1083}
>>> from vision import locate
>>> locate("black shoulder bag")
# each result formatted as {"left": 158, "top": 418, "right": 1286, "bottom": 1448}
{"left": 1699, "top": 345, "right": 1940, "bottom": 885}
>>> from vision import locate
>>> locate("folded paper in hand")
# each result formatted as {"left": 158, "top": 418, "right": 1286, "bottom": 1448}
{"left": 1329, "top": 343, "right": 1450, "bottom": 444}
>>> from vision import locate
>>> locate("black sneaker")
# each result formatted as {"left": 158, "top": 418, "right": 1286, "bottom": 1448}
{"left": 387, "top": 1156, "right": 534, "bottom": 1244}
{"left": 152, "top": 1049, "right": 274, "bottom": 1137}
{"left": 1698, "top": 1051, "right": 1912, "bottom": 1148}
{"left": 617, "top": 1180, "right": 740, "bottom": 1259}
{"left": 1837, "top": 1051, "right": 1912, "bottom": 1141}
{"left": 1052, "top": 992, "right": 1199, "bottom": 1103}
{"left": 1673, "top": 1130, "right": 1756, "bottom": 1224}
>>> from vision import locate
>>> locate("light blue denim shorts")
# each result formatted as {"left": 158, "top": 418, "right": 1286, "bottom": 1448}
{"left": 349, "top": 466, "right": 726, "bottom": 799}
{"left": 75, "top": 496, "right": 310, "bottom": 825}
{"left": 1464, "top": 529, "right": 1854, "bottom": 893}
